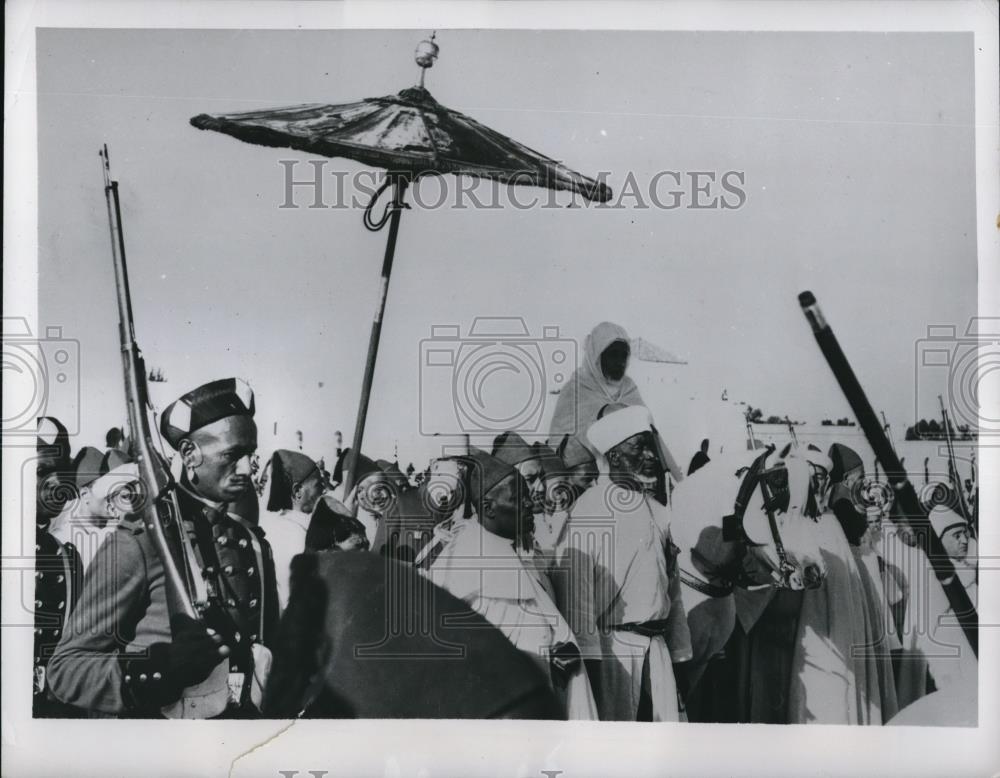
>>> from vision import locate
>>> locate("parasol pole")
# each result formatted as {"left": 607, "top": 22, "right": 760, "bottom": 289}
{"left": 343, "top": 176, "right": 410, "bottom": 500}
{"left": 798, "top": 291, "right": 977, "bottom": 657}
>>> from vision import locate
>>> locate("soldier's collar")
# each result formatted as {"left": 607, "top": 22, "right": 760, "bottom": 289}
{"left": 176, "top": 479, "right": 227, "bottom": 513}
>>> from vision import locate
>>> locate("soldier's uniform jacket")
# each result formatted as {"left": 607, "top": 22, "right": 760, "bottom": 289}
{"left": 33, "top": 525, "right": 83, "bottom": 716}
{"left": 46, "top": 484, "right": 279, "bottom": 717}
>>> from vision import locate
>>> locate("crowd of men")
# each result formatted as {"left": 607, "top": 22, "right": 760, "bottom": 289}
{"left": 31, "top": 322, "right": 978, "bottom": 723}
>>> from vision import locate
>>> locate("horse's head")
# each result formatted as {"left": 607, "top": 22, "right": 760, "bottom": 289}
{"left": 739, "top": 445, "right": 826, "bottom": 590}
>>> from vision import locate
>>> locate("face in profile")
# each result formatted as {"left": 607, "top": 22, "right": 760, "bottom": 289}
{"left": 294, "top": 469, "right": 327, "bottom": 514}
{"left": 482, "top": 473, "right": 534, "bottom": 545}
{"left": 567, "top": 460, "right": 599, "bottom": 494}
{"left": 941, "top": 525, "right": 970, "bottom": 562}
{"left": 357, "top": 471, "right": 397, "bottom": 516}
{"left": 607, "top": 431, "right": 659, "bottom": 490}
{"left": 182, "top": 415, "right": 258, "bottom": 503}
{"left": 516, "top": 458, "right": 545, "bottom": 514}
{"left": 425, "top": 458, "right": 464, "bottom": 512}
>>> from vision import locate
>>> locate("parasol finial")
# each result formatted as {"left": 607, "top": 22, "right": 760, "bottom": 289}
{"left": 414, "top": 32, "right": 439, "bottom": 88}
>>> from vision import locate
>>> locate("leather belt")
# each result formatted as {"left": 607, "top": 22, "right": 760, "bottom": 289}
{"left": 613, "top": 619, "right": 671, "bottom": 638}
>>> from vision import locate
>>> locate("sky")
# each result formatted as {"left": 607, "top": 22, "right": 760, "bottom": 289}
{"left": 36, "top": 28, "right": 978, "bottom": 467}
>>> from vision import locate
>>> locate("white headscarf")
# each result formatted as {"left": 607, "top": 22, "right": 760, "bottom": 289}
{"left": 548, "top": 322, "right": 644, "bottom": 443}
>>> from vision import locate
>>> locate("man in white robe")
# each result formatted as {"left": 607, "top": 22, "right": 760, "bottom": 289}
{"left": 555, "top": 405, "right": 692, "bottom": 721}
{"left": 421, "top": 447, "right": 598, "bottom": 720}
{"left": 884, "top": 502, "right": 977, "bottom": 724}
{"left": 533, "top": 434, "right": 598, "bottom": 568}
{"left": 547, "top": 321, "right": 683, "bottom": 481}
{"left": 732, "top": 443, "right": 899, "bottom": 724}
{"left": 258, "top": 449, "right": 328, "bottom": 611}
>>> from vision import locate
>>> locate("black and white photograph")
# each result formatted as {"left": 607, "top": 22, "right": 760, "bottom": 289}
{"left": 3, "top": 2, "right": 998, "bottom": 776}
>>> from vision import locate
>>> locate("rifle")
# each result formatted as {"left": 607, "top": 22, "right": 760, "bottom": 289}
{"left": 799, "top": 291, "right": 977, "bottom": 657}
{"left": 100, "top": 145, "right": 207, "bottom": 621}
{"left": 938, "top": 395, "right": 973, "bottom": 529}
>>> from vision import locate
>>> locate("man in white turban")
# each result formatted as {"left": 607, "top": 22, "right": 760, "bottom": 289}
{"left": 554, "top": 405, "right": 692, "bottom": 721}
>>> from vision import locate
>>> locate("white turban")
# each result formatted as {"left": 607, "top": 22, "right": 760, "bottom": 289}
{"left": 927, "top": 504, "right": 967, "bottom": 538}
{"left": 586, "top": 405, "right": 655, "bottom": 455}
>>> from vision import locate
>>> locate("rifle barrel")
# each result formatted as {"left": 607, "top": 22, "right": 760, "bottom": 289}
{"left": 799, "top": 291, "right": 977, "bottom": 657}
{"left": 101, "top": 146, "right": 199, "bottom": 620}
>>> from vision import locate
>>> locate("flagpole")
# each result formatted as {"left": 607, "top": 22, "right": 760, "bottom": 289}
{"left": 343, "top": 176, "right": 409, "bottom": 501}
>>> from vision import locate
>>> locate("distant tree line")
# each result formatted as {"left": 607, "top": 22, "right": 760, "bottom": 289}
{"left": 820, "top": 417, "right": 856, "bottom": 427}
{"left": 746, "top": 406, "right": 804, "bottom": 425}
{"left": 904, "top": 419, "right": 974, "bottom": 441}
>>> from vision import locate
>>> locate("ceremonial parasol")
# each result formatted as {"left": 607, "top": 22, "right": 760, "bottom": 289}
{"left": 190, "top": 34, "right": 611, "bottom": 496}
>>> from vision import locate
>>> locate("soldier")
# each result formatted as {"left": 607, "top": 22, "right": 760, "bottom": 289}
{"left": 33, "top": 416, "right": 84, "bottom": 717}
{"left": 48, "top": 446, "right": 136, "bottom": 573}
{"left": 47, "top": 378, "right": 279, "bottom": 718}
{"left": 259, "top": 448, "right": 328, "bottom": 610}
{"left": 375, "top": 455, "right": 467, "bottom": 562}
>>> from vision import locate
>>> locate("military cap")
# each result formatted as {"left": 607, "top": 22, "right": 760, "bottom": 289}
{"left": 70, "top": 446, "right": 106, "bottom": 490}
{"left": 461, "top": 447, "right": 519, "bottom": 502}
{"left": 266, "top": 449, "right": 321, "bottom": 512}
{"left": 37, "top": 416, "right": 71, "bottom": 470}
{"left": 532, "top": 441, "right": 566, "bottom": 476}
{"left": 490, "top": 431, "right": 538, "bottom": 467}
{"left": 101, "top": 447, "right": 134, "bottom": 474}
{"left": 828, "top": 443, "right": 864, "bottom": 485}
{"left": 159, "top": 377, "right": 255, "bottom": 449}
{"left": 555, "top": 432, "right": 596, "bottom": 469}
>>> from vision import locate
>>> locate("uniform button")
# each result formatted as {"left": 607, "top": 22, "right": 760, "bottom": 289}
{"left": 238, "top": 539, "right": 249, "bottom": 549}
{"left": 35, "top": 628, "right": 42, "bottom": 635}
{"left": 36, "top": 571, "right": 43, "bottom": 580}
{"left": 249, "top": 633, "right": 258, "bottom": 642}
{"left": 152, "top": 672, "right": 162, "bottom": 681}
{"left": 54, "top": 629, "right": 60, "bottom": 638}
{"left": 230, "top": 665, "right": 238, "bottom": 673}
{"left": 223, "top": 565, "right": 234, "bottom": 575}
{"left": 234, "top": 631, "right": 241, "bottom": 643}
{"left": 124, "top": 674, "right": 132, "bottom": 683}
{"left": 139, "top": 673, "right": 148, "bottom": 682}
{"left": 226, "top": 598, "right": 237, "bottom": 607}
{"left": 203, "top": 566, "right": 216, "bottom": 578}
{"left": 35, "top": 600, "right": 43, "bottom": 608}
{"left": 56, "top": 575, "right": 65, "bottom": 583}
{"left": 248, "top": 598, "right": 258, "bottom": 609}
{"left": 35, "top": 544, "right": 41, "bottom": 552}
{"left": 246, "top": 566, "right": 255, "bottom": 577}
{"left": 217, "top": 536, "right": 229, "bottom": 547}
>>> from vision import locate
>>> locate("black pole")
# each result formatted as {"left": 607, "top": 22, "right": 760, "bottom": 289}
{"left": 798, "top": 291, "right": 977, "bottom": 657}
{"left": 343, "top": 177, "right": 409, "bottom": 501}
